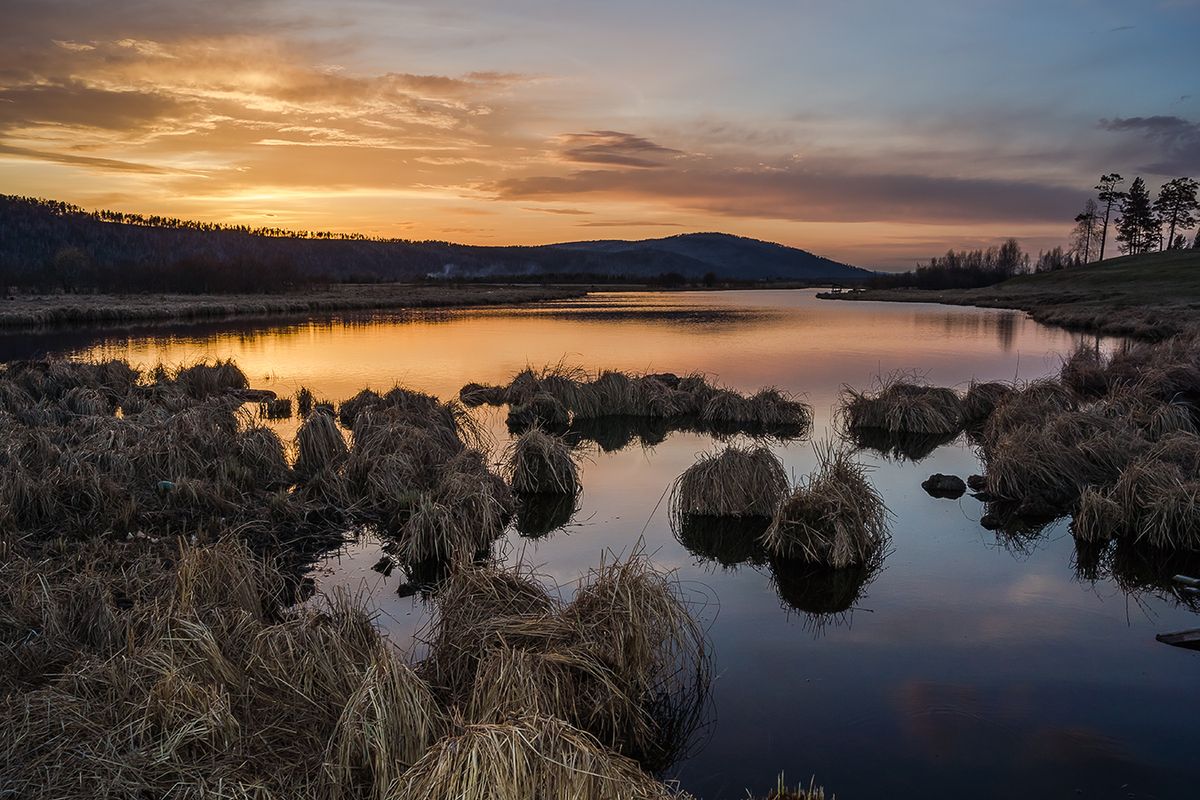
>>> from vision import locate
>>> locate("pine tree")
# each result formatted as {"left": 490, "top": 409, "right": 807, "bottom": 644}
{"left": 1095, "top": 173, "right": 1125, "bottom": 261}
{"left": 1153, "top": 177, "right": 1199, "bottom": 252}
{"left": 1115, "top": 177, "right": 1157, "bottom": 255}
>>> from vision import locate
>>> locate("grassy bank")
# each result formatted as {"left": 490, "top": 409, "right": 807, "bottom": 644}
{"left": 0, "top": 284, "right": 587, "bottom": 329}
{"left": 818, "top": 249, "right": 1200, "bottom": 339}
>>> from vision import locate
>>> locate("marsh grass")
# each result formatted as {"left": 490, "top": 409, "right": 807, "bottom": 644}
{"left": 1073, "top": 433, "right": 1200, "bottom": 551}
{"left": 392, "top": 716, "right": 683, "bottom": 800}
{"left": 840, "top": 374, "right": 964, "bottom": 436}
{"left": 464, "top": 365, "right": 812, "bottom": 441}
{"left": 506, "top": 427, "right": 581, "bottom": 495}
{"left": 962, "top": 380, "right": 1015, "bottom": 425}
{"left": 293, "top": 408, "right": 349, "bottom": 480}
{"left": 760, "top": 443, "right": 889, "bottom": 568}
{"left": 0, "top": 539, "right": 446, "bottom": 799}
{"left": 3, "top": 537, "right": 705, "bottom": 799}
{"left": 670, "top": 445, "right": 788, "bottom": 520}
{"left": 419, "top": 553, "right": 711, "bottom": 772}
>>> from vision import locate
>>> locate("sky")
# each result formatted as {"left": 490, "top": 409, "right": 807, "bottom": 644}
{"left": 1, "top": 0, "right": 1197, "bottom": 268}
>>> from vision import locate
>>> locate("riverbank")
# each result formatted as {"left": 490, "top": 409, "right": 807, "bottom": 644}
{"left": 817, "top": 249, "right": 1200, "bottom": 340}
{"left": 0, "top": 284, "right": 588, "bottom": 329}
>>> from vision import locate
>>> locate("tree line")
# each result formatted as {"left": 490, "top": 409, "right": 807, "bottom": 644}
{"left": 871, "top": 172, "right": 1198, "bottom": 290}
{"left": 0, "top": 195, "right": 765, "bottom": 293}
{"left": 1070, "top": 174, "right": 1199, "bottom": 264}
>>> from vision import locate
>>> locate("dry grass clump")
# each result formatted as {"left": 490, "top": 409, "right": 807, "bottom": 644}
{"left": 506, "top": 427, "right": 581, "bottom": 495}
{"left": 391, "top": 716, "right": 683, "bottom": 800}
{"left": 338, "top": 387, "right": 382, "bottom": 426}
{"left": 507, "top": 391, "right": 571, "bottom": 434}
{"left": 1073, "top": 433, "right": 1200, "bottom": 550}
{"left": 171, "top": 358, "right": 249, "bottom": 398}
{"left": 671, "top": 444, "right": 788, "bottom": 519}
{"left": 962, "top": 380, "right": 1014, "bottom": 425}
{"left": 459, "top": 381, "right": 510, "bottom": 407}
{"left": 295, "top": 385, "right": 316, "bottom": 416}
{"left": 0, "top": 385, "right": 312, "bottom": 544}
{"left": 293, "top": 407, "right": 349, "bottom": 480}
{"left": 343, "top": 405, "right": 510, "bottom": 568}
{"left": 760, "top": 443, "right": 888, "bottom": 568}
{"left": 259, "top": 396, "right": 293, "bottom": 419}
{"left": 1061, "top": 344, "right": 1110, "bottom": 398}
{"left": 840, "top": 374, "right": 964, "bottom": 436}
{"left": 1, "top": 540, "right": 446, "bottom": 800}
{"left": 419, "top": 554, "right": 711, "bottom": 772}
{"left": 980, "top": 407, "right": 1147, "bottom": 515}
{"left": 466, "top": 364, "right": 812, "bottom": 441}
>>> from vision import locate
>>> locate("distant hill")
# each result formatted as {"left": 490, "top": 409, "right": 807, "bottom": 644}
{"left": 0, "top": 195, "right": 869, "bottom": 291}
{"left": 550, "top": 232, "right": 869, "bottom": 282}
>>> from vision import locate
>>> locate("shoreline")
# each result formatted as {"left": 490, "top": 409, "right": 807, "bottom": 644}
{"left": 816, "top": 287, "right": 1196, "bottom": 341}
{"left": 0, "top": 283, "right": 589, "bottom": 331}
{"left": 816, "top": 250, "right": 1200, "bottom": 341}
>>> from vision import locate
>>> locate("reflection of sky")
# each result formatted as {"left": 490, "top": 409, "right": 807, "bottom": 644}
{"left": 44, "top": 290, "right": 1199, "bottom": 799}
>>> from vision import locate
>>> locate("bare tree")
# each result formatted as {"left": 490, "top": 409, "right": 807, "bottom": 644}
{"left": 1071, "top": 198, "right": 1101, "bottom": 263}
{"left": 1095, "top": 173, "right": 1125, "bottom": 261}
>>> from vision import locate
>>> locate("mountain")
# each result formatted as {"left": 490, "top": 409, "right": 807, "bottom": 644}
{"left": 550, "top": 232, "right": 869, "bottom": 281}
{"left": 0, "top": 195, "right": 870, "bottom": 291}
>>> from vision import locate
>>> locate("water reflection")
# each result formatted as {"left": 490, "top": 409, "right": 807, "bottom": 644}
{"left": 674, "top": 514, "right": 770, "bottom": 570}
{"left": 1073, "top": 537, "right": 1200, "bottom": 612}
{"left": 514, "top": 491, "right": 579, "bottom": 538}
{"left": 768, "top": 555, "right": 883, "bottom": 631}
{"left": 845, "top": 427, "right": 962, "bottom": 462}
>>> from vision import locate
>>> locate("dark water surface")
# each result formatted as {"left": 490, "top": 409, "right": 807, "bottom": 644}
{"left": 9, "top": 290, "right": 1197, "bottom": 799}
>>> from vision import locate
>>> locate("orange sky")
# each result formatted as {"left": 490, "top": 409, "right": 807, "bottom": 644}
{"left": 1, "top": 1, "right": 1196, "bottom": 267}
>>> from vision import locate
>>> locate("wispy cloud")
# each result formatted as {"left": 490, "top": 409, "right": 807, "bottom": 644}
{"left": 1099, "top": 115, "right": 1200, "bottom": 174}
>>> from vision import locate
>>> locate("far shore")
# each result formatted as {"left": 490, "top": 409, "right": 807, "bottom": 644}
{"left": 0, "top": 283, "right": 589, "bottom": 331}
{"left": 817, "top": 249, "right": 1200, "bottom": 340}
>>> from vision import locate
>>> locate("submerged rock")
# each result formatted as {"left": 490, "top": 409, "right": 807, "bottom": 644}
{"left": 922, "top": 473, "right": 967, "bottom": 499}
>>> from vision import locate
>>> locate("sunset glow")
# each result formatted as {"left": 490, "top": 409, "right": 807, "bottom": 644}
{"left": 2, "top": 0, "right": 1197, "bottom": 266}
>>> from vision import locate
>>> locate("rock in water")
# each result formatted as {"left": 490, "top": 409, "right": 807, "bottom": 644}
{"left": 922, "top": 473, "right": 967, "bottom": 499}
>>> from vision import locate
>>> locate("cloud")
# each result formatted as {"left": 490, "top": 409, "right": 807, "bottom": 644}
{"left": 521, "top": 206, "right": 591, "bottom": 215}
{"left": 558, "top": 130, "right": 683, "bottom": 168}
{"left": 495, "top": 157, "right": 1084, "bottom": 225}
{"left": 1099, "top": 115, "right": 1200, "bottom": 174}
{"left": 575, "top": 220, "right": 686, "bottom": 227}
{"left": 0, "top": 81, "right": 183, "bottom": 132}
{"left": 0, "top": 144, "right": 179, "bottom": 174}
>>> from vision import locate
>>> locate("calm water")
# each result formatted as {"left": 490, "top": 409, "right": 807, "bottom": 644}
{"left": 8, "top": 290, "right": 1197, "bottom": 799}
